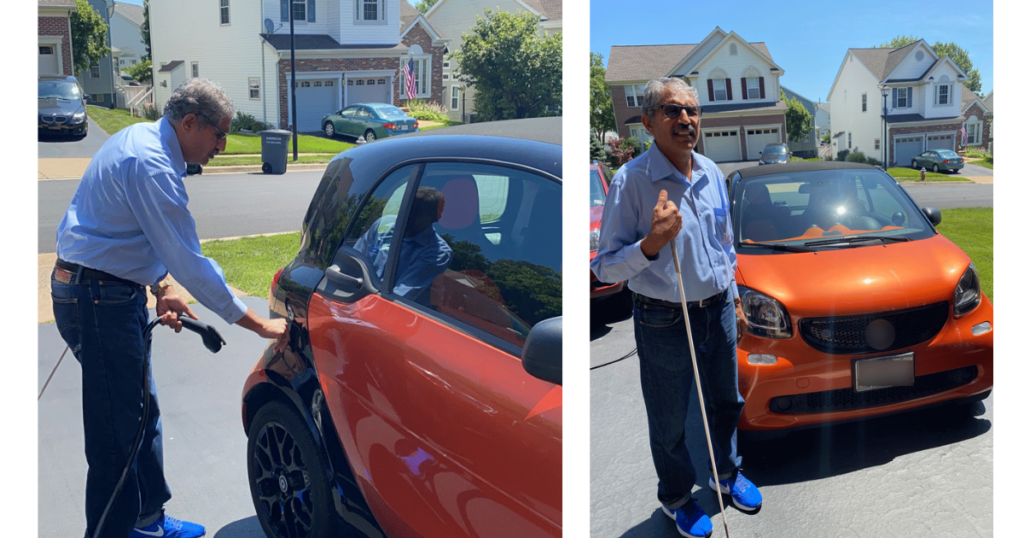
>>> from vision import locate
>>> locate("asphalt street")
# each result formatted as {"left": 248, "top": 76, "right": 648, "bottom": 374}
{"left": 39, "top": 297, "right": 276, "bottom": 538}
{"left": 37, "top": 117, "right": 109, "bottom": 158}
{"left": 38, "top": 170, "right": 324, "bottom": 253}
{"left": 589, "top": 312, "right": 993, "bottom": 538}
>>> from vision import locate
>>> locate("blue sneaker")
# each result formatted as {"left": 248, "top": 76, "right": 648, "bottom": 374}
{"left": 130, "top": 515, "right": 206, "bottom": 538}
{"left": 709, "top": 470, "right": 763, "bottom": 512}
{"left": 661, "top": 499, "right": 713, "bottom": 537}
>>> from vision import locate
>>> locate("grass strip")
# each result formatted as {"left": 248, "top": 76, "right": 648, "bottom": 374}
{"left": 886, "top": 167, "right": 968, "bottom": 182}
{"left": 937, "top": 207, "right": 993, "bottom": 302}
{"left": 87, "top": 105, "right": 150, "bottom": 133}
{"left": 205, "top": 154, "right": 338, "bottom": 167}
{"left": 202, "top": 232, "right": 301, "bottom": 297}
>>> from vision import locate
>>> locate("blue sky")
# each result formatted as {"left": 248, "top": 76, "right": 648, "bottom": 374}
{"left": 591, "top": 0, "right": 994, "bottom": 103}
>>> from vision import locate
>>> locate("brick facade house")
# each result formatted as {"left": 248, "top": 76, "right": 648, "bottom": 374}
{"left": 38, "top": 0, "right": 77, "bottom": 77}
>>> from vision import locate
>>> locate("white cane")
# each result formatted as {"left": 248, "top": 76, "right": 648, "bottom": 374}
{"left": 670, "top": 239, "right": 731, "bottom": 538}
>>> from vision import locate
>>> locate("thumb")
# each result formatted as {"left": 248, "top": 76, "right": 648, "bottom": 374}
{"left": 657, "top": 189, "right": 668, "bottom": 209}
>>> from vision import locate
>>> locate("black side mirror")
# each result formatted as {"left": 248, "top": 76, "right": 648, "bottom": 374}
{"left": 522, "top": 317, "right": 561, "bottom": 385}
{"left": 321, "top": 247, "right": 379, "bottom": 303}
{"left": 921, "top": 207, "right": 942, "bottom": 226}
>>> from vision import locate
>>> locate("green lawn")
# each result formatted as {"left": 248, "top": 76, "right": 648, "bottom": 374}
{"left": 790, "top": 157, "right": 820, "bottom": 162}
{"left": 87, "top": 105, "right": 151, "bottom": 133}
{"left": 207, "top": 154, "right": 337, "bottom": 167}
{"left": 886, "top": 167, "right": 969, "bottom": 182}
{"left": 967, "top": 156, "right": 993, "bottom": 170}
{"left": 202, "top": 232, "right": 301, "bottom": 297}
{"left": 937, "top": 207, "right": 993, "bottom": 302}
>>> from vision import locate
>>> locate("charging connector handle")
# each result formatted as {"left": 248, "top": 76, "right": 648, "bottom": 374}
{"left": 178, "top": 314, "right": 226, "bottom": 353}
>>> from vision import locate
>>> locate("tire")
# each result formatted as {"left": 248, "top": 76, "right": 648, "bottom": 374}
{"left": 952, "top": 168, "right": 959, "bottom": 174}
{"left": 911, "top": 159, "right": 917, "bottom": 169}
{"left": 933, "top": 164, "right": 940, "bottom": 174}
{"left": 324, "top": 123, "right": 334, "bottom": 138}
{"left": 364, "top": 129, "right": 376, "bottom": 142}
{"left": 248, "top": 400, "right": 336, "bottom": 538}
{"left": 262, "top": 162, "right": 272, "bottom": 174}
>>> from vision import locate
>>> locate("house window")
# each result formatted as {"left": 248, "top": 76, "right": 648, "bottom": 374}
{"left": 40, "top": 45, "right": 54, "bottom": 55}
{"left": 377, "top": 78, "right": 385, "bottom": 85}
{"left": 357, "top": 0, "right": 382, "bottom": 21}
{"left": 729, "top": 43, "right": 737, "bottom": 56}
{"left": 713, "top": 79, "right": 728, "bottom": 101}
{"left": 896, "top": 87, "right": 908, "bottom": 108}
{"left": 325, "top": 80, "right": 334, "bottom": 87}
{"left": 292, "top": 0, "right": 306, "bottom": 21}
{"left": 314, "top": 81, "right": 322, "bottom": 87}
{"left": 90, "top": 64, "right": 100, "bottom": 78}
{"left": 625, "top": 84, "right": 644, "bottom": 108}
{"left": 966, "top": 122, "right": 981, "bottom": 145}
{"left": 875, "top": 139, "right": 880, "bottom": 150}
{"left": 935, "top": 84, "right": 950, "bottom": 105}
{"left": 443, "top": 61, "right": 450, "bottom": 69}
{"left": 451, "top": 85, "right": 460, "bottom": 110}
{"left": 192, "top": 62, "right": 199, "bottom": 78}
{"left": 248, "top": 78, "right": 260, "bottom": 99}
{"left": 849, "top": 133, "right": 852, "bottom": 149}
{"left": 130, "top": 59, "right": 136, "bottom": 65}
{"left": 220, "top": 0, "right": 229, "bottom": 24}
{"left": 442, "top": 73, "right": 449, "bottom": 80}
{"left": 746, "top": 77, "right": 760, "bottom": 99}
{"left": 862, "top": 93, "right": 867, "bottom": 112}
{"left": 401, "top": 57, "right": 430, "bottom": 98}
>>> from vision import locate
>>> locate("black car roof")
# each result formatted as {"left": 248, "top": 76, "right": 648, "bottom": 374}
{"left": 732, "top": 161, "right": 881, "bottom": 178}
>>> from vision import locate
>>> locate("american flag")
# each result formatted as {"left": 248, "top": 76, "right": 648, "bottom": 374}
{"left": 960, "top": 124, "right": 968, "bottom": 147}
{"left": 403, "top": 59, "right": 417, "bottom": 100}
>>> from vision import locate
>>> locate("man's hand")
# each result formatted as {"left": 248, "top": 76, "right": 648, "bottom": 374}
{"left": 640, "top": 190, "right": 683, "bottom": 258}
{"left": 155, "top": 285, "right": 198, "bottom": 333}
{"left": 236, "top": 309, "right": 290, "bottom": 353}
{"left": 736, "top": 303, "right": 748, "bottom": 342}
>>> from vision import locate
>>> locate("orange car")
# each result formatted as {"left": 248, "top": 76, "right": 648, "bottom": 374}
{"left": 726, "top": 162, "right": 992, "bottom": 438}
{"left": 590, "top": 163, "right": 630, "bottom": 317}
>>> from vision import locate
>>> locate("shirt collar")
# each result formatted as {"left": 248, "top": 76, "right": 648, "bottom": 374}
{"left": 648, "top": 140, "right": 706, "bottom": 185}
{"left": 157, "top": 117, "right": 187, "bottom": 178}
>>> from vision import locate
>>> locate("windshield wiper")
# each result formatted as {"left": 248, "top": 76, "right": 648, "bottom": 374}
{"left": 740, "top": 242, "right": 816, "bottom": 253}
{"left": 804, "top": 235, "right": 910, "bottom": 247}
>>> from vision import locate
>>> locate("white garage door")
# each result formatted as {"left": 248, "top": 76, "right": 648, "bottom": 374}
{"left": 894, "top": 136, "right": 924, "bottom": 167}
{"left": 746, "top": 127, "right": 781, "bottom": 161}
{"left": 927, "top": 134, "right": 954, "bottom": 152}
{"left": 39, "top": 45, "right": 59, "bottom": 74}
{"left": 346, "top": 77, "right": 390, "bottom": 106}
{"left": 295, "top": 79, "right": 338, "bottom": 132}
{"left": 702, "top": 130, "right": 741, "bottom": 162}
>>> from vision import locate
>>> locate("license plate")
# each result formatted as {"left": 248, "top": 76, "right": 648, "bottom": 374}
{"left": 401, "top": 125, "right": 408, "bottom": 130}
{"left": 852, "top": 352, "right": 914, "bottom": 392}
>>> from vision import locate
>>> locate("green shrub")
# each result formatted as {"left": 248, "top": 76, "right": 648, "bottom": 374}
{"left": 230, "top": 111, "right": 270, "bottom": 133}
{"left": 407, "top": 99, "right": 449, "bottom": 123}
{"left": 621, "top": 137, "right": 643, "bottom": 159}
{"left": 965, "top": 149, "right": 991, "bottom": 159}
{"left": 845, "top": 151, "right": 866, "bottom": 163}
{"left": 865, "top": 156, "right": 882, "bottom": 166}
{"left": 142, "top": 104, "right": 159, "bottom": 121}
{"left": 836, "top": 149, "right": 850, "bottom": 161}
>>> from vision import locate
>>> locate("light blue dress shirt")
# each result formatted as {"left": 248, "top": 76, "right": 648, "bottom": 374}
{"left": 590, "top": 141, "right": 738, "bottom": 304}
{"left": 354, "top": 215, "right": 453, "bottom": 304}
{"left": 56, "top": 117, "right": 248, "bottom": 324}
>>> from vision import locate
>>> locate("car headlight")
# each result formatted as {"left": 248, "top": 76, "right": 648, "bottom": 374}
{"left": 738, "top": 285, "right": 792, "bottom": 338}
{"left": 953, "top": 262, "right": 981, "bottom": 316}
{"left": 72, "top": 111, "right": 86, "bottom": 121}
{"left": 590, "top": 228, "right": 600, "bottom": 252}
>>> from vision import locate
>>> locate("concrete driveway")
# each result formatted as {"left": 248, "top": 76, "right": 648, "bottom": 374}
{"left": 38, "top": 117, "right": 109, "bottom": 159}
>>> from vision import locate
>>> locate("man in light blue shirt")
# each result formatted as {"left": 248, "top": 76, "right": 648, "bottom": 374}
{"left": 51, "top": 78, "right": 286, "bottom": 538}
{"left": 591, "top": 77, "right": 763, "bottom": 538}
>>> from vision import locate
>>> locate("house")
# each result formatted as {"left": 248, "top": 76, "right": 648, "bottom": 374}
{"left": 150, "top": 0, "right": 448, "bottom": 132}
{"left": 76, "top": 0, "right": 119, "bottom": 108}
{"left": 38, "top": 0, "right": 77, "bottom": 76}
{"left": 111, "top": 2, "right": 146, "bottom": 70}
{"left": 779, "top": 85, "right": 818, "bottom": 157}
{"left": 982, "top": 90, "right": 993, "bottom": 153}
{"left": 425, "top": 0, "right": 561, "bottom": 123}
{"left": 605, "top": 27, "right": 788, "bottom": 163}
{"left": 814, "top": 101, "right": 830, "bottom": 144}
{"left": 827, "top": 39, "right": 972, "bottom": 167}
{"left": 961, "top": 87, "right": 992, "bottom": 153}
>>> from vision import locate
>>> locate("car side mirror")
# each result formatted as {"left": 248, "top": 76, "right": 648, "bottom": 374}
{"left": 321, "top": 247, "right": 379, "bottom": 303}
{"left": 921, "top": 207, "right": 942, "bottom": 226}
{"left": 83, "top": 95, "right": 90, "bottom": 103}
{"left": 521, "top": 317, "right": 561, "bottom": 385}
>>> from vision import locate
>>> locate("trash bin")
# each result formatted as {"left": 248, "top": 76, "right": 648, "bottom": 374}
{"left": 260, "top": 129, "right": 292, "bottom": 174}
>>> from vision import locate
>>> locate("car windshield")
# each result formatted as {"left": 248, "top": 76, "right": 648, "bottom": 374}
{"left": 590, "top": 169, "right": 607, "bottom": 207}
{"left": 764, "top": 145, "right": 786, "bottom": 154}
{"left": 39, "top": 80, "right": 81, "bottom": 100}
{"left": 374, "top": 105, "right": 406, "bottom": 118}
{"left": 733, "top": 169, "right": 935, "bottom": 249}
{"left": 935, "top": 149, "right": 959, "bottom": 158}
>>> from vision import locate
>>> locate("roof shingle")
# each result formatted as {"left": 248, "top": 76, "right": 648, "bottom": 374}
{"left": 38, "top": 0, "right": 76, "bottom": 7}
{"left": 849, "top": 40, "right": 926, "bottom": 81}
{"left": 113, "top": 2, "right": 144, "bottom": 26}
{"left": 606, "top": 41, "right": 773, "bottom": 83}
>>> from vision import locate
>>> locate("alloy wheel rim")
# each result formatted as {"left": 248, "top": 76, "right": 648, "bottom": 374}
{"left": 253, "top": 421, "right": 316, "bottom": 538}
{"left": 325, "top": 124, "right": 333, "bottom": 136}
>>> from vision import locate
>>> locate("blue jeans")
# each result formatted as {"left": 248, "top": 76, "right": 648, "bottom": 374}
{"left": 633, "top": 291, "right": 744, "bottom": 510}
{"left": 51, "top": 269, "right": 171, "bottom": 538}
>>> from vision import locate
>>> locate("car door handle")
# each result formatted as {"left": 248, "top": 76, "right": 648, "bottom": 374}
{"left": 326, "top": 264, "right": 363, "bottom": 287}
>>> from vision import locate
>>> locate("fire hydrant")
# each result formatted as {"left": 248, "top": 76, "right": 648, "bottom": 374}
{"left": 920, "top": 167, "right": 926, "bottom": 181}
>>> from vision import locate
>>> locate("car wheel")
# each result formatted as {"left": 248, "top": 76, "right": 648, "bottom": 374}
{"left": 933, "top": 164, "right": 940, "bottom": 174}
{"left": 952, "top": 168, "right": 959, "bottom": 174}
{"left": 248, "top": 400, "right": 336, "bottom": 538}
{"left": 364, "top": 129, "right": 376, "bottom": 142}
{"left": 262, "top": 162, "right": 272, "bottom": 174}
{"left": 911, "top": 159, "right": 918, "bottom": 169}
{"left": 324, "top": 123, "right": 334, "bottom": 138}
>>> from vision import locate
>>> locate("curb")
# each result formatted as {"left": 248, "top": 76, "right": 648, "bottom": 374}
{"left": 898, "top": 180, "right": 976, "bottom": 185}
{"left": 196, "top": 163, "right": 330, "bottom": 176}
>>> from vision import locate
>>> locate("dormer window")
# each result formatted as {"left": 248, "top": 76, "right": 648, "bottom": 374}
{"left": 894, "top": 87, "right": 911, "bottom": 108}
{"left": 356, "top": 0, "right": 384, "bottom": 22}
{"left": 935, "top": 83, "right": 951, "bottom": 105}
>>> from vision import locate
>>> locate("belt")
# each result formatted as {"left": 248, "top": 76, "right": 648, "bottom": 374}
{"left": 634, "top": 289, "right": 727, "bottom": 310}
{"left": 55, "top": 259, "right": 143, "bottom": 288}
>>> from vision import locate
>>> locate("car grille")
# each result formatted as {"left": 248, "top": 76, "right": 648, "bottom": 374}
{"left": 769, "top": 366, "right": 977, "bottom": 415}
{"left": 798, "top": 301, "right": 949, "bottom": 355}
{"left": 42, "top": 115, "right": 68, "bottom": 124}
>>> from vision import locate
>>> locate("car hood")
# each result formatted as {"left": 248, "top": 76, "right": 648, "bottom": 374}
{"left": 760, "top": 156, "right": 787, "bottom": 164}
{"left": 38, "top": 98, "right": 84, "bottom": 116}
{"left": 736, "top": 234, "right": 970, "bottom": 316}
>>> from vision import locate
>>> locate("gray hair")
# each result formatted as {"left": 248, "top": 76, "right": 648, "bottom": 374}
{"left": 163, "top": 78, "right": 234, "bottom": 127}
{"left": 641, "top": 77, "right": 700, "bottom": 117}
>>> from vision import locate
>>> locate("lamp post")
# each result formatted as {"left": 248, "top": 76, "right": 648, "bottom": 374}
{"left": 880, "top": 85, "right": 890, "bottom": 170}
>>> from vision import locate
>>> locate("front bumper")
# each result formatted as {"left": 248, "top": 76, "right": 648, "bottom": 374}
{"left": 39, "top": 118, "right": 87, "bottom": 135}
{"left": 384, "top": 126, "right": 419, "bottom": 136}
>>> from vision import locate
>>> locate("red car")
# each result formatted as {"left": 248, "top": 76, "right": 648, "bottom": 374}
{"left": 241, "top": 118, "right": 562, "bottom": 538}
{"left": 590, "top": 163, "right": 630, "bottom": 317}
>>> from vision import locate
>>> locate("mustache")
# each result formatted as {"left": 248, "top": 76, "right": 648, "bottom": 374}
{"left": 672, "top": 125, "right": 697, "bottom": 137}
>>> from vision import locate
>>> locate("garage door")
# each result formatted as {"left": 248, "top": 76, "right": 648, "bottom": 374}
{"left": 746, "top": 127, "right": 781, "bottom": 161}
{"left": 927, "top": 134, "right": 954, "bottom": 152}
{"left": 347, "top": 77, "right": 390, "bottom": 106}
{"left": 39, "top": 45, "right": 58, "bottom": 74}
{"left": 702, "top": 130, "right": 741, "bottom": 162}
{"left": 894, "top": 136, "right": 923, "bottom": 167}
{"left": 295, "top": 79, "right": 338, "bottom": 132}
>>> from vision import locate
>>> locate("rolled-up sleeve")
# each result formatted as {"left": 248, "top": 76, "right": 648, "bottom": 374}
{"left": 124, "top": 161, "right": 248, "bottom": 324}
{"left": 590, "top": 170, "right": 653, "bottom": 284}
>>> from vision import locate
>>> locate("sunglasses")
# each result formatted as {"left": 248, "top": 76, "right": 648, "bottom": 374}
{"left": 653, "top": 104, "right": 702, "bottom": 119}
{"left": 197, "top": 112, "right": 229, "bottom": 142}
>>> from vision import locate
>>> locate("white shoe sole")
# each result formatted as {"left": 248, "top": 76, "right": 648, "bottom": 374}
{"left": 708, "top": 478, "right": 762, "bottom": 512}
{"left": 661, "top": 505, "right": 712, "bottom": 538}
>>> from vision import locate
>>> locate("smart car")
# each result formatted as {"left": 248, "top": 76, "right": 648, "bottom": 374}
{"left": 321, "top": 103, "right": 419, "bottom": 142}
{"left": 38, "top": 74, "right": 88, "bottom": 138}
{"left": 726, "top": 161, "right": 992, "bottom": 438}
{"left": 241, "top": 117, "right": 562, "bottom": 538}
{"left": 910, "top": 149, "right": 965, "bottom": 174}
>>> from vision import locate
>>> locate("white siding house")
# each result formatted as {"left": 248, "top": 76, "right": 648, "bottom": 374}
{"left": 111, "top": 2, "right": 146, "bottom": 70}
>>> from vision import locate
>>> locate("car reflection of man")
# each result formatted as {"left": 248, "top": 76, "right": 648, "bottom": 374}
{"left": 591, "top": 77, "right": 763, "bottom": 538}
{"left": 355, "top": 186, "right": 453, "bottom": 306}
{"left": 51, "top": 78, "right": 288, "bottom": 538}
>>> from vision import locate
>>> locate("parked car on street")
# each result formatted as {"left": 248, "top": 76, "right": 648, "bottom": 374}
{"left": 758, "top": 143, "right": 790, "bottom": 165}
{"left": 589, "top": 163, "right": 630, "bottom": 317}
{"left": 911, "top": 149, "right": 964, "bottom": 173}
{"left": 241, "top": 117, "right": 562, "bottom": 538}
{"left": 38, "top": 74, "right": 88, "bottom": 138}
{"left": 726, "top": 161, "right": 992, "bottom": 439}
{"left": 321, "top": 102, "right": 419, "bottom": 142}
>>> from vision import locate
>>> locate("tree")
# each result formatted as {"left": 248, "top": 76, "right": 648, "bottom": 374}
{"left": 415, "top": 0, "right": 439, "bottom": 13}
{"left": 125, "top": 58, "right": 152, "bottom": 84}
{"left": 452, "top": 9, "right": 561, "bottom": 121}
{"left": 590, "top": 52, "right": 616, "bottom": 143}
{"left": 142, "top": 0, "right": 152, "bottom": 60}
{"left": 70, "top": 0, "right": 110, "bottom": 75}
{"left": 876, "top": 35, "right": 920, "bottom": 49}
{"left": 781, "top": 90, "right": 813, "bottom": 144}
{"left": 590, "top": 132, "right": 607, "bottom": 163}
{"left": 877, "top": 35, "right": 982, "bottom": 93}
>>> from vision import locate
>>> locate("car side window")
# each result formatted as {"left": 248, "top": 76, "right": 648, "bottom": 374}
{"left": 401, "top": 162, "right": 562, "bottom": 348}
{"left": 344, "top": 165, "right": 419, "bottom": 284}
{"left": 356, "top": 107, "right": 372, "bottom": 118}
{"left": 341, "top": 107, "right": 356, "bottom": 117}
